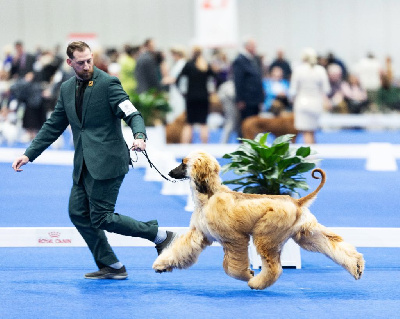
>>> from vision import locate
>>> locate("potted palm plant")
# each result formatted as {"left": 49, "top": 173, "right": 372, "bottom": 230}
{"left": 221, "top": 133, "right": 318, "bottom": 196}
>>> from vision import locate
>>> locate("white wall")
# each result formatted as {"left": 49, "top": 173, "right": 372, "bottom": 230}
{"left": 0, "top": 0, "right": 194, "bottom": 52}
{"left": 1, "top": 0, "right": 400, "bottom": 74}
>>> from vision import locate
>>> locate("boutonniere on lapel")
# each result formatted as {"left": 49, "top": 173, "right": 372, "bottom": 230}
{"left": 88, "top": 81, "right": 94, "bottom": 87}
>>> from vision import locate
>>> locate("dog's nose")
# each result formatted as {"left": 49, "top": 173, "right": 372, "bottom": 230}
{"left": 169, "top": 169, "right": 178, "bottom": 178}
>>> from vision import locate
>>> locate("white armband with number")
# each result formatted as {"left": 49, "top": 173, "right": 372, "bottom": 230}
{"left": 118, "top": 100, "right": 137, "bottom": 116}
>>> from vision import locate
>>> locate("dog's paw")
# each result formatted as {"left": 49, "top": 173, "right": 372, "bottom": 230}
{"left": 152, "top": 260, "right": 173, "bottom": 274}
{"left": 154, "top": 266, "right": 173, "bottom": 274}
{"left": 345, "top": 253, "right": 365, "bottom": 280}
{"left": 155, "top": 267, "right": 172, "bottom": 274}
{"left": 353, "top": 255, "right": 365, "bottom": 280}
{"left": 248, "top": 276, "right": 268, "bottom": 290}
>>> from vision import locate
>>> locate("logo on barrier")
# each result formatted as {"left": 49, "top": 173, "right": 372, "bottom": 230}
{"left": 48, "top": 232, "right": 61, "bottom": 238}
{"left": 37, "top": 230, "right": 72, "bottom": 245}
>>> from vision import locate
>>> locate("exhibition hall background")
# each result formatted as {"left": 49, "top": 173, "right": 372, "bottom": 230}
{"left": 1, "top": 0, "right": 400, "bottom": 73}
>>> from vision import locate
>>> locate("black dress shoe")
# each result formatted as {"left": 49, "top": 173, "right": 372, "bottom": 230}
{"left": 155, "top": 231, "right": 177, "bottom": 255}
{"left": 84, "top": 266, "right": 128, "bottom": 280}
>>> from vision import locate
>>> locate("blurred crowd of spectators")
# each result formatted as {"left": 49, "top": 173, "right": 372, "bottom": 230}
{"left": 0, "top": 38, "right": 399, "bottom": 145}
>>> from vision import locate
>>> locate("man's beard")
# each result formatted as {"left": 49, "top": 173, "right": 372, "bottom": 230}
{"left": 76, "top": 68, "right": 93, "bottom": 80}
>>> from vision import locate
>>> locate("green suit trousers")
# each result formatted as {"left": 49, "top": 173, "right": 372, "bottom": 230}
{"left": 68, "top": 165, "right": 158, "bottom": 268}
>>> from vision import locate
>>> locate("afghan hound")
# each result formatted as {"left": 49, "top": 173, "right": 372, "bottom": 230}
{"left": 152, "top": 151, "right": 364, "bottom": 290}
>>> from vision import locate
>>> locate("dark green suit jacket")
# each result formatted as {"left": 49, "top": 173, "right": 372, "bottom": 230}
{"left": 25, "top": 67, "right": 146, "bottom": 183}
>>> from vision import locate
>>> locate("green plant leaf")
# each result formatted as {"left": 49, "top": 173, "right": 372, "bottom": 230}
{"left": 257, "top": 147, "right": 275, "bottom": 159}
{"left": 278, "top": 157, "right": 301, "bottom": 172}
{"left": 258, "top": 132, "right": 270, "bottom": 145}
{"left": 296, "top": 146, "right": 311, "bottom": 157}
{"left": 243, "top": 186, "right": 268, "bottom": 194}
{"left": 270, "top": 143, "right": 290, "bottom": 156}
{"left": 272, "top": 134, "right": 295, "bottom": 146}
{"left": 223, "top": 177, "right": 250, "bottom": 185}
{"left": 284, "top": 162, "right": 316, "bottom": 176}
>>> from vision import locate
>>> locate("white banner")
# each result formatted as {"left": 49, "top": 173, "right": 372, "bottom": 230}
{"left": 194, "top": 0, "right": 238, "bottom": 48}
{"left": 67, "top": 33, "right": 99, "bottom": 50}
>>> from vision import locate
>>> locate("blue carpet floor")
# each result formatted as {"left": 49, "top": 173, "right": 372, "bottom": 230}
{"left": 0, "top": 247, "right": 399, "bottom": 319}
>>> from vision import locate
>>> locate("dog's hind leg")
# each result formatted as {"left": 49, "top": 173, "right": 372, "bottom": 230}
{"left": 293, "top": 211, "right": 364, "bottom": 280}
{"left": 248, "top": 236, "right": 283, "bottom": 290}
{"left": 152, "top": 227, "right": 211, "bottom": 273}
{"left": 222, "top": 234, "right": 255, "bottom": 282}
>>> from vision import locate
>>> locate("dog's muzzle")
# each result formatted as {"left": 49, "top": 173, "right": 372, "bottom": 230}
{"left": 169, "top": 162, "right": 188, "bottom": 180}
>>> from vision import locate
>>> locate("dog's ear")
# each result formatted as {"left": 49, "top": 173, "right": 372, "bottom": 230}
{"left": 192, "top": 156, "right": 214, "bottom": 196}
{"left": 191, "top": 153, "right": 221, "bottom": 196}
{"left": 194, "top": 175, "right": 210, "bottom": 195}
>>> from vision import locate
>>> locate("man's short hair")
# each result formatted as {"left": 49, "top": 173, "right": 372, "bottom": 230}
{"left": 143, "top": 38, "right": 153, "bottom": 48}
{"left": 66, "top": 41, "right": 91, "bottom": 59}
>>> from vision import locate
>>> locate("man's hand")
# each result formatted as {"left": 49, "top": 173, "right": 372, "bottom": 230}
{"left": 131, "top": 139, "right": 146, "bottom": 152}
{"left": 12, "top": 155, "right": 29, "bottom": 172}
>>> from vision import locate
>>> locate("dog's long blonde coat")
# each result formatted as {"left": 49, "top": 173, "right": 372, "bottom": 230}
{"left": 153, "top": 151, "right": 365, "bottom": 290}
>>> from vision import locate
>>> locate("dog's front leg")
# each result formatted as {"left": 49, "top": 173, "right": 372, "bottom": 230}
{"left": 221, "top": 234, "right": 254, "bottom": 282}
{"left": 152, "top": 227, "right": 211, "bottom": 273}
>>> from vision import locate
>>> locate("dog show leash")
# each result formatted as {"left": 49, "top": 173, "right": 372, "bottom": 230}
{"left": 130, "top": 148, "right": 178, "bottom": 183}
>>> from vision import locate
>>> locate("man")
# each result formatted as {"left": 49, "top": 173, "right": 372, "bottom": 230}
{"left": 134, "top": 38, "right": 161, "bottom": 94}
{"left": 12, "top": 41, "right": 176, "bottom": 280}
{"left": 232, "top": 38, "right": 265, "bottom": 135}
{"left": 10, "top": 41, "right": 36, "bottom": 79}
{"left": 268, "top": 49, "right": 292, "bottom": 81}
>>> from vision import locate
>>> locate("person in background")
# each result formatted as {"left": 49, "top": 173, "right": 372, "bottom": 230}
{"left": 341, "top": 74, "right": 369, "bottom": 114}
{"left": 232, "top": 37, "right": 265, "bottom": 137}
{"left": 289, "top": 48, "right": 331, "bottom": 144}
{"left": 2, "top": 44, "right": 14, "bottom": 74}
{"left": 218, "top": 77, "right": 239, "bottom": 143}
{"left": 12, "top": 41, "right": 176, "bottom": 280}
{"left": 353, "top": 52, "right": 382, "bottom": 107}
{"left": 135, "top": 38, "right": 161, "bottom": 94}
{"left": 326, "top": 63, "right": 347, "bottom": 113}
{"left": 210, "top": 48, "right": 231, "bottom": 88}
{"left": 268, "top": 49, "right": 292, "bottom": 81}
{"left": 119, "top": 44, "right": 140, "bottom": 102}
{"left": 376, "top": 73, "right": 400, "bottom": 112}
{"left": 384, "top": 56, "right": 394, "bottom": 84}
{"left": 163, "top": 46, "right": 187, "bottom": 124}
{"left": 106, "top": 48, "right": 120, "bottom": 77}
{"left": 262, "top": 66, "right": 290, "bottom": 113}
{"left": 155, "top": 50, "right": 169, "bottom": 91}
{"left": 10, "top": 41, "right": 36, "bottom": 79}
{"left": 92, "top": 48, "right": 109, "bottom": 73}
{"left": 176, "top": 46, "right": 216, "bottom": 143}
{"left": 326, "top": 52, "right": 348, "bottom": 81}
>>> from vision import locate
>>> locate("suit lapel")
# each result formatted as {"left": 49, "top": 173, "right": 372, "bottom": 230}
{"left": 65, "top": 78, "right": 81, "bottom": 125}
{"left": 81, "top": 67, "right": 99, "bottom": 123}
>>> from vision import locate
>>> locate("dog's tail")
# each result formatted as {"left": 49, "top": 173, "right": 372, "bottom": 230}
{"left": 297, "top": 168, "right": 326, "bottom": 207}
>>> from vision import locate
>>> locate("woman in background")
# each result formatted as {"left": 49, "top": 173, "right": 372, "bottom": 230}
{"left": 289, "top": 48, "right": 331, "bottom": 144}
{"left": 176, "top": 46, "right": 216, "bottom": 143}
{"left": 162, "top": 46, "right": 187, "bottom": 124}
